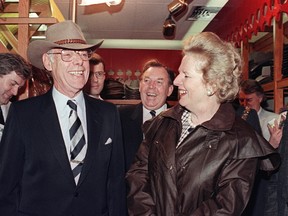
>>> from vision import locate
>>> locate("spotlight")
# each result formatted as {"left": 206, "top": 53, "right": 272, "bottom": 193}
{"left": 168, "top": 0, "right": 188, "bottom": 20}
{"left": 163, "top": 14, "right": 176, "bottom": 39}
{"left": 79, "top": 0, "right": 122, "bottom": 6}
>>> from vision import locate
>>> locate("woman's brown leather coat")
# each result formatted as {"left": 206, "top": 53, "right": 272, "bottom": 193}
{"left": 126, "top": 103, "right": 280, "bottom": 216}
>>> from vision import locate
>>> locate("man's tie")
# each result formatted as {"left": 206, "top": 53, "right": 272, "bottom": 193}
{"left": 0, "top": 107, "right": 5, "bottom": 125}
{"left": 67, "top": 100, "right": 86, "bottom": 183}
{"left": 150, "top": 110, "right": 156, "bottom": 118}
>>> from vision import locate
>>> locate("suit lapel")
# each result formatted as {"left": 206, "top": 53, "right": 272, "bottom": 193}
{"left": 77, "top": 96, "right": 101, "bottom": 186}
{"left": 39, "top": 91, "right": 75, "bottom": 183}
{"left": 131, "top": 103, "right": 143, "bottom": 138}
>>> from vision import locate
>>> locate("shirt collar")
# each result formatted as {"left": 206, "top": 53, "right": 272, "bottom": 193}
{"left": 52, "top": 87, "right": 85, "bottom": 113}
{"left": 143, "top": 103, "right": 167, "bottom": 116}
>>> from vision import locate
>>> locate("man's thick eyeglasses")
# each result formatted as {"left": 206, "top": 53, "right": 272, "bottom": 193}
{"left": 47, "top": 49, "right": 93, "bottom": 62}
{"left": 90, "top": 71, "right": 106, "bottom": 79}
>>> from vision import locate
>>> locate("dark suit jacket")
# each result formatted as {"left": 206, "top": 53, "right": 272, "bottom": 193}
{"left": 119, "top": 103, "right": 172, "bottom": 172}
{"left": 235, "top": 106, "right": 262, "bottom": 135}
{"left": 0, "top": 89, "right": 126, "bottom": 216}
{"left": 235, "top": 106, "right": 265, "bottom": 216}
{"left": 118, "top": 103, "right": 143, "bottom": 172}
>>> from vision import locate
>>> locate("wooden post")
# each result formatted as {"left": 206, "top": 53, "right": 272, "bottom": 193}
{"left": 18, "top": 0, "right": 30, "bottom": 100}
{"left": 273, "top": 15, "right": 284, "bottom": 113}
{"left": 241, "top": 37, "right": 249, "bottom": 80}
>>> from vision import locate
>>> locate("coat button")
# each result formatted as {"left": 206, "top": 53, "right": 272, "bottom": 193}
{"left": 74, "top": 192, "right": 79, "bottom": 197}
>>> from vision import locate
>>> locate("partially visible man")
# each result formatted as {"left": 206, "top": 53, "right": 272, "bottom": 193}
{"left": 84, "top": 53, "right": 106, "bottom": 100}
{"left": 239, "top": 79, "right": 282, "bottom": 216}
{"left": 239, "top": 79, "right": 282, "bottom": 148}
{"left": 0, "top": 53, "right": 32, "bottom": 139}
{"left": 0, "top": 20, "right": 126, "bottom": 216}
{"left": 119, "top": 59, "right": 175, "bottom": 171}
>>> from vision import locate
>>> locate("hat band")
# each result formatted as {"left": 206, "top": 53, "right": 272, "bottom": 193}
{"left": 55, "top": 39, "right": 87, "bottom": 45}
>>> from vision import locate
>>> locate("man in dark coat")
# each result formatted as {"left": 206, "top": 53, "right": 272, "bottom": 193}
{"left": 0, "top": 20, "right": 126, "bottom": 216}
{"left": 119, "top": 59, "right": 175, "bottom": 171}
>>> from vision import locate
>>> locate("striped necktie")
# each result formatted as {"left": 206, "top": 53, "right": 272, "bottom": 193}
{"left": 150, "top": 110, "right": 156, "bottom": 118}
{"left": 67, "top": 100, "right": 86, "bottom": 183}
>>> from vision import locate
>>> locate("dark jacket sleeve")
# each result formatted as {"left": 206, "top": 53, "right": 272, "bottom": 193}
{"left": 0, "top": 104, "right": 23, "bottom": 216}
{"left": 126, "top": 119, "right": 160, "bottom": 216}
{"left": 264, "top": 112, "right": 288, "bottom": 215}
{"left": 106, "top": 106, "right": 127, "bottom": 216}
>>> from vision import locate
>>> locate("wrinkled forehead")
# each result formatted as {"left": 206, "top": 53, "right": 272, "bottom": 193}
{"left": 141, "top": 67, "right": 169, "bottom": 80}
{"left": 48, "top": 48, "right": 62, "bottom": 52}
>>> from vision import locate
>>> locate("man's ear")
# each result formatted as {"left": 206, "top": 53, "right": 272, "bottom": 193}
{"left": 167, "top": 85, "right": 174, "bottom": 97}
{"left": 42, "top": 53, "right": 52, "bottom": 71}
{"left": 258, "top": 94, "right": 264, "bottom": 103}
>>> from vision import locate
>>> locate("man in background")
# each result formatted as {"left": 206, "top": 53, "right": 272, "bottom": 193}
{"left": 239, "top": 79, "right": 282, "bottom": 148}
{"left": 239, "top": 79, "right": 282, "bottom": 216}
{"left": 84, "top": 53, "right": 106, "bottom": 100}
{"left": 0, "top": 53, "right": 32, "bottom": 139}
{"left": 119, "top": 59, "right": 175, "bottom": 171}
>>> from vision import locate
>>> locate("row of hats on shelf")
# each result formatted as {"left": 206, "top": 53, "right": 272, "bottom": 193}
{"left": 107, "top": 69, "right": 141, "bottom": 77}
{"left": 101, "top": 78, "right": 140, "bottom": 100}
{"left": 106, "top": 69, "right": 142, "bottom": 79}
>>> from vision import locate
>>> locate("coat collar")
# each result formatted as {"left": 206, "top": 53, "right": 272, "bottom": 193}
{"left": 161, "top": 103, "right": 236, "bottom": 131}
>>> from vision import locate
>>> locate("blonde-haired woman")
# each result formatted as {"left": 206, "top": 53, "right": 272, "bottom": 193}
{"left": 126, "top": 32, "right": 280, "bottom": 216}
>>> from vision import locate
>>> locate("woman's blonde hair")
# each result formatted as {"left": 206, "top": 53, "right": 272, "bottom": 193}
{"left": 183, "top": 32, "right": 242, "bottom": 103}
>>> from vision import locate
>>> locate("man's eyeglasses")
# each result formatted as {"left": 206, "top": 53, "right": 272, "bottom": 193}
{"left": 47, "top": 49, "right": 93, "bottom": 62}
{"left": 90, "top": 71, "right": 106, "bottom": 79}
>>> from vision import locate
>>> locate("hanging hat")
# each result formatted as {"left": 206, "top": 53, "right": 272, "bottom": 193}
{"left": 27, "top": 20, "right": 103, "bottom": 69}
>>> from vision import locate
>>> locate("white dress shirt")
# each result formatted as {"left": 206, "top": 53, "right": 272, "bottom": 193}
{"left": 0, "top": 102, "right": 11, "bottom": 140}
{"left": 0, "top": 102, "right": 11, "bottom": 122}
{"left": 142, "top": 104, "right": 168, "bottom": 123}
{"left": 52, "top": 87, "right": 87, "bottom": 159}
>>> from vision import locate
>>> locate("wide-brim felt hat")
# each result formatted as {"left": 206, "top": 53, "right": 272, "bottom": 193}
{"left": 27, "top": 20, "right": 103, "bottom": 69}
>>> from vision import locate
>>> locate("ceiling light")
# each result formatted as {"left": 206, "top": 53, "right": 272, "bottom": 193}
{"left": 163, "top": 14, "right": 176, "bottom": 39}
{"left": 78, "top": 0, "right": 122, "bottom": 7}
{"left": 168, "top": 0, "right": 188, "bottom": 20}
{"left": 187, "top": 6, "right": 222, "bottom": 21}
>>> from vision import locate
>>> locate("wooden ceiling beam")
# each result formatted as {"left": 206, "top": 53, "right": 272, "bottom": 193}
{"left": 3, "top": 3, "right": 50, "bottom": 13}
{"left": 0, "top": 17, "right": 58, "bottom": 24}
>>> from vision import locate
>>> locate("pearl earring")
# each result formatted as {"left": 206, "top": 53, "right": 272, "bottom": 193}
{"left": 207, "top": 89, "right": 213, "bottom": 96}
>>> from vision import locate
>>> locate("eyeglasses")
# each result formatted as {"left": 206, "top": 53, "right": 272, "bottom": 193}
{"left": 47, "top": 49, "right": 93, "bottom": 62}
{"left": 90, "top": 71, "right": 106, "bottom": 79}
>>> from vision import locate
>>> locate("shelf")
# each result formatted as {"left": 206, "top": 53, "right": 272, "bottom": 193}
{"left": 106, "top": 99, "right": 140, "bottom": 105}
{"left": 244, "top": 14, "right": 288, "bottom": 112}
{"left": 262, "top": 82, "right": 275, "bottom": 92}
{"left": 278, "top": 77, "right": 288, "bottom": 89}
{"left": 106, "top": 99, "right": 178, "bottom": 106}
